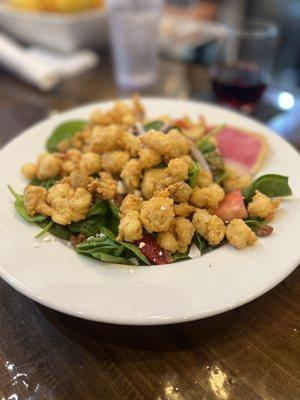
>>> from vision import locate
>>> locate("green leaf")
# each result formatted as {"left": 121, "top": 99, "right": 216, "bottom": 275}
{"left": 144, "top": 120, "right": 164, "bottom": 132}
{"left": 8, "top": 185, "right": 22, "bottom": 201}
{"left": 194, "top": 233, "right": 224, "bottom": 254}
{"left": 106, "top": 200, "right": 120, "bottom": 235}
{"left": 172, "top": 252, "right": 191, "bottom": 262}
{"left": 199, "top": 141, "right": 216, "bottom": 155}
{"left": 69, "top": 216, "right": 106, "bottom": 237}
{"left": 188, "top": 163, "right": 200, "bottom": 188}
{"left": 243, "top": 174, "right": 293, "bottom": 203}
{"left": 195, "top": 126, "right": 226, "bottom": 183}
{"left": 215, "top": 170, "right": 229, "bottom": 184}
{"left": 195, "top": 234, "right": 211, "bottom": 253}
{"left": 46, "top": 120, "right": 88, "bottom": 152}
{"left": 50, "top": 224, "right": 72, "bottom": 240}
{"left": 92, "top": 253, "right": 130, "bottom": 264}
{"left": 69, "top": 200, "right": 119, "bottom": 239}
{"left": 30, "top": 178, "right": 57, "bottom": 190}
{"left": 76, "top": 235, "right": 131, "bottom": 265}
{"left": 108, "top": 200, "right": 120, "bottom": 219}
{"left": 197, "top": 124, "right": 225, "bottom": 151}
{"left": 244, "top": 217, "right": 266, "bottom": 231}
{"left": 36, "top": 220, "right": 72, "bottom": 240}
{"left": 35, "top": 220, "right": 54, "bottom": 239}
{"left": 77, "top": 249, "right": 129, "bottom": 264}
{"left": 76, "top": 236, "right": 124, "bottom": 256}
{"left": 8, "top": 186, "right": 47, "bottom": 223}
{"left": 101, "top": 227, "right": 150, "bottom": 265}
{"left": 120, "top": 242, "right": 150, "bottom": 265}
{"left": 86, "top": 200, "right": 108, "bottom": 218}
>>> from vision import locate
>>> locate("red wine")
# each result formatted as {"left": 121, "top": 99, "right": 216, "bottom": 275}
{"left": 212, "top": 65, "right": 266, "bottom": 108}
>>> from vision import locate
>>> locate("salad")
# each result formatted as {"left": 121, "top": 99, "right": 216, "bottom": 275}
{"left": 9, "top": 97, "right": 293, "bottom": 265}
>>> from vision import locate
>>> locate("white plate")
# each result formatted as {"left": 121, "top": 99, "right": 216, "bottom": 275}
{"left": 0, "top": 99, "right": 299, "bottom": 325}
{"left": 0, "top": 3, "right": 107, "bottom": 53}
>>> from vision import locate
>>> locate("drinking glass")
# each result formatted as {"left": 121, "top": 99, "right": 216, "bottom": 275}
{"left": 107, "top": 0, "right": 163, "bottom": 89}
{"left": 211, "top": 19, "right": 278, "bottom": 111}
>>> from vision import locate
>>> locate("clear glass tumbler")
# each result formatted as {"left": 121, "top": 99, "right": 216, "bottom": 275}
{"left": 107, "top": 0, "right": 163, "bottom": 89}
{"left": 211, "top": 19, "right": 278, "bottom": 111}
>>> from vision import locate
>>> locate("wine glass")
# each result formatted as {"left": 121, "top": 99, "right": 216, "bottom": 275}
{"left": 211, "top": 19, "right": 278, "bottom": 112}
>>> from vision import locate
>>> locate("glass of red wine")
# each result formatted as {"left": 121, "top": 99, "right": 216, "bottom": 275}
{"left": 211, "top": 19, "right": 278, "bottom": 112}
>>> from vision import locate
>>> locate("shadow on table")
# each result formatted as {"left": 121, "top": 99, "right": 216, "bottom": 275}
{"left": 37, "top": 298, "right": 262, "bottom": 354}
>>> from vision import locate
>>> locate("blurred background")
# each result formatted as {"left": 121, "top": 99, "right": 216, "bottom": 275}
{"left": 0, "top": 0, "right": 299, "bottom": 147}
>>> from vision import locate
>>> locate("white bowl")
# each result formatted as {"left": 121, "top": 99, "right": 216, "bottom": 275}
{"left": 0, "top": 3, "right": 107, "bottom": 53}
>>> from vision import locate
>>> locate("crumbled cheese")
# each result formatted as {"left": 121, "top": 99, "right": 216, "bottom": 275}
{"left": 188, "top": 243, "right": 201, "bottom": 259}
{"left": 160, "top": 206, "right": 167, "bottom": 210}
{"left": 99, "top": 233, "right": 105, "bottom": 238}
{"left": 67, "top": 241, "right": 72, "bottom": 247}
{"left": 139, "top": 242, "right": 145, "bottom": 249}
{"left": 117, "top": 180, "right": 125, "bottom": 194}
{"left": 30, "top": 243, "right": 40, "bottom": 249}
{"left": 43, "top": 236, "right": 51, "bottom": 242}
{"left": 158, "top": 251, "right": 163, "bottom": 256}
{"left": 129, "top": 258, "right": 139, "bottom": 266}
{"left": 129, "top": 268, "right": 135, "bottom": 274}
{"left": 134, "top": 190, "right": 142, "bottom": 197}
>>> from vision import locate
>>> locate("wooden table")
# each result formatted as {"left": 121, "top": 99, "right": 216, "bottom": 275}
{"left": 0, "top": 58, "right": 299, "bottom": 400}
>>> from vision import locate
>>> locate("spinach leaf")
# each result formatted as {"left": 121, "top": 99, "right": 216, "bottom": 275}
{"left": 194, "top": 233, "right": 224, "bottom": 254}
{"left": 8, "top": 186, "right": 47, "bottom": 223}
{"left": 46, "top": 120, "right": 88, "bottom": 152}
{"left": 172, "top": 252, "right": 191, "bottom": 262}
{"left": 108, "top": 200, "right": 120, "bottom": 219}
{"left": 244, "top": 217, "right": 266, "bottom": 231}
{"left": 30, "top": 178, "right": 57, "bottom": 190}
{"left": 188, "top": 163, "right": 200, "bottom": 188}
{"left": 199, "top": 141, "right": 216, "bottom": 154}
{"left": 49, "top": 224, "right": 71, "bottom": 240}
{"left": 243, "top": 174, "right": 292, "bottom": 203}
{"left": 92, "top": 253, "right": 130, "bottom": 264}
{"left": 76, "top": 236, "right": 124, "bottom": 256}
{"left": 106, "top": 200, "right": 120, "bottom": 235}
{"left": 121, "top": 243, "right": 150, "bottom": 265}
{"left": 86, "top": 200, "right": 108, "bottom": 218}
{"left": 69, "top": 216, "right": 106, "bottom": 237}
{"left": 76, "top": 235, "right": 130, "bottom": 265}
{"left": 144, "top": 120, "right": 164, "bottom": 132}
{"left": 197, "top": 124, "right": 225, "bottom": 151}
{"left": 215, "top": 170, "right": 229, "bottom": 184}
{"left": 101, "top": 227, "right": 150, "bottom": 265}
{"left": 195, "top": 234, "right": 211, "bottom": 253}
{"left": 69, "top": 200, "right": 120, "bottom": 239}
{"left": 196, "top": 127, "right": 226, "bottom": 183}
{"left": 37, "top": 219, "right": 72, "bottom": 240}
{"left": 203, "top": 149, "right": 225, "bottom": 183}
{"left": 35, "top": 220, "right": 54, "bottom": 239}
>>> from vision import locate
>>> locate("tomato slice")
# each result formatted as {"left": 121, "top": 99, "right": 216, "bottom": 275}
{"left": 215, "top": 190, "right": 248, "bottom": 222}
{"left": 174, "top": 119, "right": 189, "bottom": 130}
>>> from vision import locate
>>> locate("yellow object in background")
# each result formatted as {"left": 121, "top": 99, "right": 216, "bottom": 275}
{"left": 10, "top": 0, "right": 104, "bottom": 12}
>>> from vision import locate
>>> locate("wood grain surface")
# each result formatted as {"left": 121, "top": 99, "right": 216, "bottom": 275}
{"left": 0, "top": 58, "right": 299, "bottom": 400}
